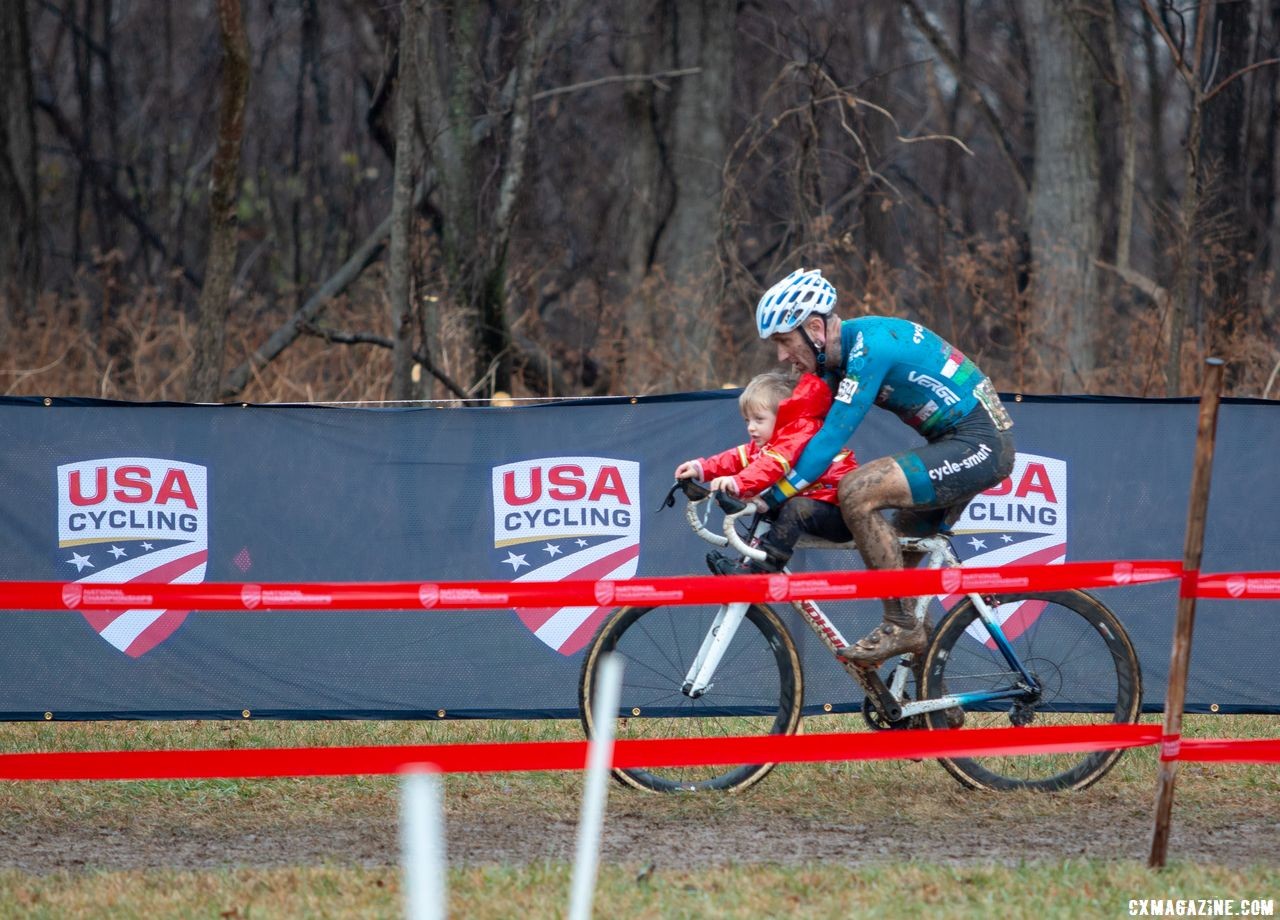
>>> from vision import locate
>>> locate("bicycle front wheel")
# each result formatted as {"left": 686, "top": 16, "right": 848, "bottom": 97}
{"left": 919, "top": 589, "right": 1142, "bottom": 792}
{"left": 578, "top": 603, "right": 804, "bottom": 792}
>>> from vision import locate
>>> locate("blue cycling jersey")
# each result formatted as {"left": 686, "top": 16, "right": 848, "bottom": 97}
{"left": 766, "top": 316, "right": 1004, "bottom": 504}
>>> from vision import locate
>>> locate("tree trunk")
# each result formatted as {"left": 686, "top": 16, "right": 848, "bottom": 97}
{"left": 478, "top": 1, "right": 540, "bottom": 396}
{"left": 1167, "top": 99, "right": 1203, "bottom": 396}
{"left": 1143, "top": 0, "right": 1214, "bottom": 396}
{"left": 1025, "top": 0, "right": 1102, "bottom": 384}
{"left": 938, "top": 0, "right": 972, "bottom": 235}
{"left": 1198, "top": 0, "right": 1252, "bottom": 352}
{"left": 857, "top": 6, "right": 903, "bottom": 266}
{"left": 1249, "top": 2, "right": 1280, "bottom": 288}
{"left": 1142, "top": 11, "right": 1174, "bottom": 281}
{"left": 1106, "top": 0, "right": 1138, "bottom": 270}
{"left": 417, "top": 0, "right": 546, "bottom": 397}
{"left": 620, "top": 0, "right": 665, "bottom": 290}
{"left": 654, "top": 0, "right": 735, "bottom": 389}
{"left": 616, "top": 0, "right": 666, "bottom": 393}
{"left": 0, "top": 0, "right": 39, "bottom": 319}
{"left": 388, "top": 0, "right": 423, "bottom": 401}
{"left": 187, "top": 0, "right": 250, "bottom": 402}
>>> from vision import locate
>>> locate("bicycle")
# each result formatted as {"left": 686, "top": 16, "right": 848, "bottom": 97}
{"left": 577, "top": 478, "right": 1142, "bottom": 793}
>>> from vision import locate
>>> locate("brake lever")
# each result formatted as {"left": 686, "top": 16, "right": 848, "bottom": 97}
{"left": 659, "top": 482, "right": 682, "bottom": 511}
{"left": 659, "top": 478, "right": 712, "bottom": 511}
{"left": 714, "top": 490, "right": 748, "bottom": 515}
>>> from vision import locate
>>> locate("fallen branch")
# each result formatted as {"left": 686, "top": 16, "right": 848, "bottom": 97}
{"left": 300, "top": 323, "right": 468, "bottom": 399}
{"left": 1094, "top": 259, "right": 1170, "bottom": 308}
{"left": 531, "top": 67, "right": 701, "bottom": 101}
{"left": 220, "top": 210, "right": 397, "bottom": 398}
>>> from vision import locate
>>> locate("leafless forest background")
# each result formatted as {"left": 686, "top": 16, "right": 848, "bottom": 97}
{"left": 1, "top": 0, "right": 1279, "bottom": 404}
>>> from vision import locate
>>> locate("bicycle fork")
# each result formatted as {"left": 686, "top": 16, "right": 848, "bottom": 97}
{"left": 681, "top": 601, "right": 751, "bottom": 698}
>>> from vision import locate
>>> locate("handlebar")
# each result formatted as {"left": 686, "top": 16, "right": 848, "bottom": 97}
{"left": 662, "top": 480, "right": 768, "bottom": 562}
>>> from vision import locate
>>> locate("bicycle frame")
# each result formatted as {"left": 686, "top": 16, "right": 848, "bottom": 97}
{"left": 680, "top": 492, "right": 1043, "bottom": 721}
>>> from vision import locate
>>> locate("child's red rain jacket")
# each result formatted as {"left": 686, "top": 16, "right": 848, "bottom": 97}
{"left": 698, "top": 373, "right": 857, "bottom": 503}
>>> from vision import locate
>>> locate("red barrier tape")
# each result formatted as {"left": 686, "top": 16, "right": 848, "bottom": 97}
{"left": 1192, "top": 572, "right": 1280, "bottom": 600}
{"left": 0, "top": 724, "right": 1162, "bottom": 781}
{"left": 1177, "top": 738, "right": 1280, "bottom": 763}
{"left": 0, "top": 560, "right": 1182, "bottom": 611}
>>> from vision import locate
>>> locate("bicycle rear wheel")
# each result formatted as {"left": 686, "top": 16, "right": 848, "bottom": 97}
{"left": 919, "top": 589, "right": 1142, "bottom": 792}
{"left": 578, "top": 603, "right": 804, "bottom": 792}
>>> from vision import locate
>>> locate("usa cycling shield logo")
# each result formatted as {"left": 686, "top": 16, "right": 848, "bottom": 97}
{"left": 944, "top": 453, "right": 1067, "bottom": 643}
{"left": 492, "top": 457, "right": 640, "bottom": 655}
{"left": 57, "top": 458, "right": 209, "bottom": 657}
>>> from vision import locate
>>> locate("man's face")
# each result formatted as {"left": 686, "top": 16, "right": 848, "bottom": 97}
{"left": 770, "top": 320, "right": 824, "bottom": 374}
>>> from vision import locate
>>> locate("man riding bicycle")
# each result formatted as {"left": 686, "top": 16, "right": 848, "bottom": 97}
{"left": 752, "top": 268, "right": 1016, "bottom": 667}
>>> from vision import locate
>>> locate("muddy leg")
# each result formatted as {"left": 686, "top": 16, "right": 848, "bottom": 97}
{"left": 837, "top": 459, "right": 915, "bottom": 629}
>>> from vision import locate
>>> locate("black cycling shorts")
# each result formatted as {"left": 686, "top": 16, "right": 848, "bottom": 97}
{"left": 890, "top": 404, "right": 1016, "bottom": 535}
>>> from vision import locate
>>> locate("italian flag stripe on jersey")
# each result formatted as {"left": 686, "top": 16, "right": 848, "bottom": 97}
{"left": 940, "top": 347, "right": 966, "bottom": 377}
{"left": 918, "top": 406, "right": 948, "bottom": 436}
{"left": 942, "top": 348, "right": 978, "bottom": 386}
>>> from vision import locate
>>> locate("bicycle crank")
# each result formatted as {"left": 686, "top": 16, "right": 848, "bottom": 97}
{"left": 860, "top": 695, "right": 915, "bottom": 730}
{"left": 845, "top": 661, "right": 903, "bottom": 723}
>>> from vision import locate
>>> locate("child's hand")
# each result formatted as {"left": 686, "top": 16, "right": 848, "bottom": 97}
{"left": 674, "top": 460, "right": 703, "bottom": 480}
{"left": 708, "top": 476, "right": 739, "bottom": 495}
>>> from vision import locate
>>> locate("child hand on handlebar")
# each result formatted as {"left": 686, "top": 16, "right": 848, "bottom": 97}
{"left": 707, "top": 476, "right": 739, "bottom": 495}
{"left": 679, "top": 371, "right": 858, "bottom": 571}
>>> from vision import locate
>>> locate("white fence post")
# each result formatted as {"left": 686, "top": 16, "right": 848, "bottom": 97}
{"left": 569, "top": 653, "right": 624, "bottom": 920}
{"left": 401, "top": 763, "right": 446, "bottom": 920}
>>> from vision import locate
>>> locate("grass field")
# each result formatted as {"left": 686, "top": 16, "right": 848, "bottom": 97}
{"left": 3, "top": 862, "right": 1277, "bottom": 920}
{"left": 1, "top": 714, "right": 1276, "bottom": 918}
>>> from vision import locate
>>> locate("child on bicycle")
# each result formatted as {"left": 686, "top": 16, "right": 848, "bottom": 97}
{"left": 674, "top": 370, "right": 857, "bottom": 573}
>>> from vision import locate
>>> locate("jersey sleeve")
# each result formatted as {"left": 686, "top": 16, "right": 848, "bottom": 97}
{"left": 698, "top": 444, "right": 752, "bottom": 480}
{"left": 765, "top": 364, "right": 882, "bottom": 506}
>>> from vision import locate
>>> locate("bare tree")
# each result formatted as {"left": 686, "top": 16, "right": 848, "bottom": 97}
{"left": 1025, "top": 0, "right": 1101, "bottom": 382}
{"left": 1140, "top": 0, "right": 1279, "bottom": 393}
{"left": 14, "top": 0, "right": 1280, "bottom": 402}
{"left": 654, "top": 0, "right": 736, "bottom": 387}
{"left": 1248, "top": 3, "right": 1280, "bottom": 284}
{"left": 187, "top": 0, "right": 250, "bottom": 402}
{"left": 1140, "top": 8, "right": 1175, "bottom": 282}
{"left": 614, "top": 0, "right": 667, "bottom": 392}
{"left": 0, "top": 0, "right": 39, "bottom": 319}
{"left": 902, "top": 0, "right": 1030, "bottom": 198}
{"left": 388, "top": 0, "right": 424, "bottom": 401}
{"left": 1103, "top": 0, "right": 1138, "bottom": 271}
{"left": 854, "top": 5, "right": 906, "bottom": 265}
{"left": 417, "top": 0, "right": 542, "bottom": 396}
{"left": 1199, "top": 0, "right": 1254, "bottom": 355}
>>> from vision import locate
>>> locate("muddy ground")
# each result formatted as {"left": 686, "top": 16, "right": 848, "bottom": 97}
{"left": 3, "top": 798, "right": 1275, "bottom": 873}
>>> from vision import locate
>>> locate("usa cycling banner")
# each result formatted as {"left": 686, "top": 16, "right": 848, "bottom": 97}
{"left": 0, "top": 392, "right": 1276, "bottom": 719}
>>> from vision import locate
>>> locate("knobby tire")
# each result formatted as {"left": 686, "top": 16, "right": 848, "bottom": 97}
{"left": 578, "top": 603, "right": 804, "bottom": 792}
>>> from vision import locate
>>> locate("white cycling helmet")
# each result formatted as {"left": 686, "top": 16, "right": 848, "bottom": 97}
{"left": 755, "top": 268, "right": 837, "bottom": 339}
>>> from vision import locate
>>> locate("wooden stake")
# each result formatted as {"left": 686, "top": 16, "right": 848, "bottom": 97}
{"left": 1149, "top": 357, "right": 1226, "bottom": 868}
